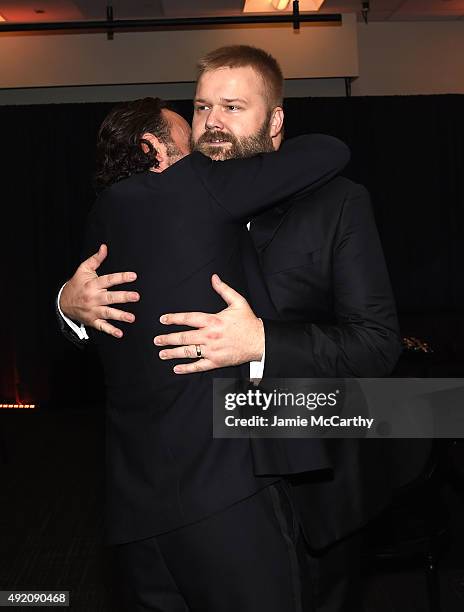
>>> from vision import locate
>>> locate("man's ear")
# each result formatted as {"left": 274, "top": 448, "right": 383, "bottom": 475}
{"left": 141, "top": 132, "right": 167, "bottom": 172}
{"left": 269, "top": 107, "right": 284, "bottom": 139}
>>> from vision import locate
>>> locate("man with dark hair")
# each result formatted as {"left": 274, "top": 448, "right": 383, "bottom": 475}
{"left": 94, "top": 97, "right": 186, "bottom": 191}
{"left": 60, "top": 89, "right": 349, "bottom": 610}
{"left": 59, "top": 45, "right": 401, "bottom": 612}
{"left": 94, "top": 97, "right": 188, "bottom": 191}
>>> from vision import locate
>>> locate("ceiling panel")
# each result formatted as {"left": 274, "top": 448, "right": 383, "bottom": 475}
{"left": 0, "top": 0, "right": 463, "bottom": 22}
{"left": 326, "top": 0, "right": 464, "bottom": 19}
{"left": 394, "top": 0, "right": 464, "bottom": 16}
{"left": 0, "top": 0, "right": 82, "bottom": 21}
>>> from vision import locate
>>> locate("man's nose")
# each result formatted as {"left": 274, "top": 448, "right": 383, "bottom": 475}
{"left": 205, "top": 107, "right": 224, "bottom": 130}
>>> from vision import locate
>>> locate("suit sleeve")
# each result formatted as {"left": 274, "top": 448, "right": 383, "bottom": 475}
{"left": 192, "top": 134, "right": 350, "bottom": 222}
{"left": 262, "top": 186, "right": 403, "bottom": 378}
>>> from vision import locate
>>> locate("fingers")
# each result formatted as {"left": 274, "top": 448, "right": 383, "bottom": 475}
{"left": 211, "top": 274, "right": 247, "bottom": 307}
{"left": 159, "top": 312, "right": 216, "bottom": 328}
{"left": 83, "top": 288, "right": 140, "bottom": 307}
{"left": 173, "top": 359, "right": 217, "bottom": 374}
{"left": 81, "top": 306, "right": 135, "bottom": 331}
{"left": 97, "top": 306, "right": 136, "bottom": 323}
{"left": 97, "top": 271, "right": 138, "bottom": 290}
{"left": 92, "top": 319, "right": 124, "bottom": 338}
{"left": 104, "top": 290, "right": 140, "bottom": 306}
{"left": 86, "top": 244, "right": 108, "bottom": 272}
{"left": 159, "top": 345, "right": 204, "bottom": 360}
{"left": 154, "top": 330, "right": 202, "bottom": 347}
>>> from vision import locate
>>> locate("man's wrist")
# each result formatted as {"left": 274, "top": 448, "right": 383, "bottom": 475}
{"left": 57, "top": 282, "right": 70, "bottom": 317}
{"left": 58, "top": 280, "right": 74, "bottom": 320}
{"left": 57, "top": 283, "right": 89, "bottom": 340}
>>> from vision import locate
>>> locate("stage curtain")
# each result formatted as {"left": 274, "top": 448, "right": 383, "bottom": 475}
{"left": 1, "top": 95, "right": 463, "bottom": 405}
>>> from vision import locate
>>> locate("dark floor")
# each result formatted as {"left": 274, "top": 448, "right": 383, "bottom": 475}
{"left": 1, "top": 408, "right": 463, "bottom": 611}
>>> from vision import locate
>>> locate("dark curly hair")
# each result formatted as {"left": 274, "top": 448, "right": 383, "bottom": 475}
{"left": 94, "top": 97, "right": 171, "bottom": 192}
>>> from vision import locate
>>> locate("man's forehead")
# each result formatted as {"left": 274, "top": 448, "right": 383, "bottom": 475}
{"left": 195, "top": 66, "right": 266, "bottom": 99}
{"left": 195, "top": 95, "right": 249, "bottom": 105}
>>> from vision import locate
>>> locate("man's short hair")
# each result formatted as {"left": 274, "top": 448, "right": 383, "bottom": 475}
{"left": 94, "top": 97, "right": 170, "bottom": 192}
{"left": 197, "top": 45, "right": 284, "bottom": 110}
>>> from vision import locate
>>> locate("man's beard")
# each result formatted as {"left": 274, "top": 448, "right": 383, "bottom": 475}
{"left": 192, "top": 115, "right": 274, "bottom": 161}
{"left": 163, "top": 139, "right": 186, "bottom": 167}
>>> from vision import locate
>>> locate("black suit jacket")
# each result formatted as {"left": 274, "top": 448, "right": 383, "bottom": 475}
{"left": 250, "top": 176, "right": 402, "bottom": 550}
{"left": 81, "top": 136, "right": 349, "bottom": 545}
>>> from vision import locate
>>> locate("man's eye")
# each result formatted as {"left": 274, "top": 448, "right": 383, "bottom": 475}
{"left": 226, "top": 106, "right": 241, "bottom": 111}
{"left": 195, "top": 105, "right": 209, "bottom": 112}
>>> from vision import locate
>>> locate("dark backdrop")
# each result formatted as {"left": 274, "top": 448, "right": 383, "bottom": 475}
{"left": 1, "top": 95, "right": 463, "bottom": 406}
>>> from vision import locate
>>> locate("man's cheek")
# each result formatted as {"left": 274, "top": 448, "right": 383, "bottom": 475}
{"left": 224, "top": 121, "right": 244, "bottom": 140}
{"left": 191, "top": 119, "right": 203, "bottom": 141}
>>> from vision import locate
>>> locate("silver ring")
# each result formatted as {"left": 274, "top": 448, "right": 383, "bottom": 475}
{"left": 195, "top": 345, "right": 203, "bottom": 358}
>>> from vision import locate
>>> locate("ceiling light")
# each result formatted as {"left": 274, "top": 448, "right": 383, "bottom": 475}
{"left": 271, "top": 0, "right": 291, "bottom": 9}
{"left": 244, "top": 1, "right": 326, "bottom": 13}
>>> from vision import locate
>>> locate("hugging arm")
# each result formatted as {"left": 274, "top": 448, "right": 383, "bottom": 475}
{"left": 193, "top": 134, "right": 350, "bottom": 221}
{"left": 57, "top": 134, "right": 350, "bottom": 342}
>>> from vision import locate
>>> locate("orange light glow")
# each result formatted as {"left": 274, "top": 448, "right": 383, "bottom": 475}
{"left": 0, "top": 14, "right": 6, "bottom": 22}
{"left": 244, "top": 0, "right": 326, "bottom": 12}
{"left": 0, "top": 403, "right": 36, "bottom": 409}
{"left": 271, "top": 0, "right": 291, "bottom": 9}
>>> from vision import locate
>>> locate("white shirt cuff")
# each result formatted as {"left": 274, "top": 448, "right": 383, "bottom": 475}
{"left": 249, "top": 341, "right": 265, "bottom": 380}
{"left": 57, "top": 283, "right": 89, "bottom": 341}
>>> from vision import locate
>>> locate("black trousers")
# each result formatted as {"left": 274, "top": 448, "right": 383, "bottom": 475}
{"left": 110, "top": 482, "right": 314, "bottom": 612}
{"left": 304, "top": 530, "right": 364, "bottom": 612}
